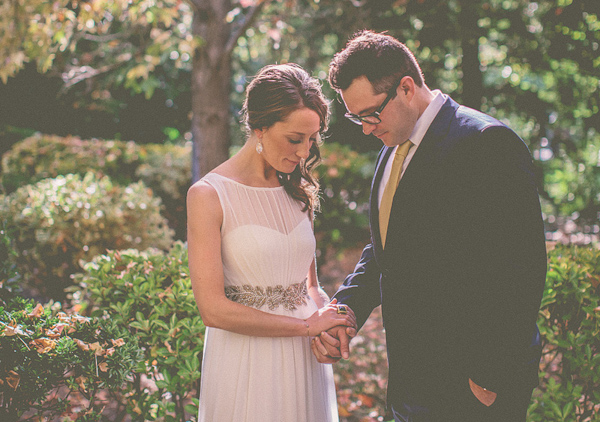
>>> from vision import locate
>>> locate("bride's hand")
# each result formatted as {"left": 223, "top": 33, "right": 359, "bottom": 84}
{"left": 305, "top": 302, "right": 356, "bottom": 337}
{"left": 328, "top": 299, "right": 357, "bottom": 330}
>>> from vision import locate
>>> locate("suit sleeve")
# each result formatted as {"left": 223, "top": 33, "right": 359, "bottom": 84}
{"left": 332, "top": 148, "right": 387, "bottom": 329}
{"left": 461, "top": 126, "right": 547, "bottom": 392}
{"left": 332, "top": 242, "right": 383, "bottom": 329}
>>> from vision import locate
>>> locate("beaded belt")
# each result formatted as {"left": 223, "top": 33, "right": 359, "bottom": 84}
{"left": 224, "top": 280, "right": 308, "bottom": 311}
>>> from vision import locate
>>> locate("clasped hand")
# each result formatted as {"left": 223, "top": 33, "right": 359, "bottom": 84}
{"left": 310, "top": 300, "right": 357, "bottom": 362}
{"left": 304, "top": 299, "right": 356, "bottom": 338}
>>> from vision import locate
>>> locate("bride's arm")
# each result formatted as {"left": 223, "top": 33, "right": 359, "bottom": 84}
{"left": 305, "top": 215, "right": 330, "bottom": 309}
{"left": 306, "top": 257, "right": 330, "bottom": 308}
{"left": 187, "top": 180, "right": 353, "bottom": 337}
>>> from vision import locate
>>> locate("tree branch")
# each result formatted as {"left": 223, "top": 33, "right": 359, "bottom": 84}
{"left": 80, "top": 32, "right": 133, "bottom": 43}
{"left": 223, "top": 0, "right": 271, "bottom": 60}
{"left": 60, "top": 62, "right": 123, "bottom": 90}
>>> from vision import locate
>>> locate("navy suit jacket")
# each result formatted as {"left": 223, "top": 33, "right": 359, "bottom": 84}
{"left": 333, "top": 96, "right": 547, "bottom": 412}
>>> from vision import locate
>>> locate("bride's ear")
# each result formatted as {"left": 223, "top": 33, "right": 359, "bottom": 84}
{"left": 253, "top": 128, "right": 265, "bottom": 139}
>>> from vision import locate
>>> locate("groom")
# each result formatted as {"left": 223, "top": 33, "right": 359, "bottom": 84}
{"left": 312, "top": 30, "right": 547, "bottom": 422}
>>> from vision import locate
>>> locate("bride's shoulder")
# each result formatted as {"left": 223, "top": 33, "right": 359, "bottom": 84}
{"left": 187, "top": 178, "right": 223, "bottom": 237}
{"left": 187, "top": 176, "right": 221, "bottom": 213}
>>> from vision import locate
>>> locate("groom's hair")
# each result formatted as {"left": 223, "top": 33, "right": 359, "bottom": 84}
{"left": 329, "top": 30, "right": 424, "bottom": 95}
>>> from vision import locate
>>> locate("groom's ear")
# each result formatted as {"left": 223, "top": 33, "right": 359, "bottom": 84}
{"left": 399, "top": 76, "right": 416, "bottom": 101}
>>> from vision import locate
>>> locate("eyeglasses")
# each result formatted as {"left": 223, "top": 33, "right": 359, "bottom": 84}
{"left": 344, "top": 80, "right": 401, "bottom": 125}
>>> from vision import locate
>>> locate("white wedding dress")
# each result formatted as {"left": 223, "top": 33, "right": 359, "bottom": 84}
{"left": 197, "top": 173, "right": 339, "bottom": 422}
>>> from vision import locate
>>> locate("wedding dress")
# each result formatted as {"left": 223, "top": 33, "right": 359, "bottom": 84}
{"left": 197, "top": 172, "right": 338, "bottom": 422}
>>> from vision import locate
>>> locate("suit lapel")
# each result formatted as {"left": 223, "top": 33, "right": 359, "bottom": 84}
{"left": 377, "top": 97, "right": 460, "bottom": 258}
{"left": 370, "top": 146, "right": 394, "bottom": 254}
{"left": 393, "top": 96, "right": 459, "bottom": 195}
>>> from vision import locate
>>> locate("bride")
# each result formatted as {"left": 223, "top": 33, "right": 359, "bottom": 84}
{"left": 187, "top": 63, "right": 356, "bottom": 422}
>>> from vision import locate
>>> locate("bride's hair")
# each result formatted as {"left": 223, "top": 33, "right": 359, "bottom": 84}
{"left": 241, "top": 63, "right": 329, "bottom": 215}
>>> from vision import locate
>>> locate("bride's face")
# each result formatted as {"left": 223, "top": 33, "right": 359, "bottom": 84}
{"left": 256, "top": 107, "right": 321, "bottom": 174}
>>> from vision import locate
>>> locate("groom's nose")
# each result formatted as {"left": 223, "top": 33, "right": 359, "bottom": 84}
{"left": 362, "top": 122, "right": 376, "bottom": 136}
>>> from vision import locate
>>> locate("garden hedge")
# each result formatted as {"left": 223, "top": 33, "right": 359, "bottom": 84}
{"left": 528, "top": 244, "right": 600, "bottom": 421}
{"left": 0, "top": 229, "right": 142, "bottom": 421}
{"left": 1, "top": 133, "right": 191, "bottom": 240}
{"left": 0, "top": 173, "right": 173, "bottom": 300}
{"left": 73, "top": 241, "right": 205, "bottom": 421}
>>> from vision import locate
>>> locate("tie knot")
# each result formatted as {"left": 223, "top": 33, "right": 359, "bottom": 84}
{"left": 395, "top": 140, "right": 412, "bottom": 158}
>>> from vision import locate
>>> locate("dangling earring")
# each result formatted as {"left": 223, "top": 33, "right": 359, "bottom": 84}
{"left": 256, "top": 139, "right": 263, "bottom": 154}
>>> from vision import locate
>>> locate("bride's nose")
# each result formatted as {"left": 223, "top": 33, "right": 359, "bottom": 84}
{"left": 297, "top": 140, "right": 311, "bottom": 159}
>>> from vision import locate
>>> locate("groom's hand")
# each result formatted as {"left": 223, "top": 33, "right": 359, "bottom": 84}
{"left": 311, "top": 325, "right": 357, "bottom": 363}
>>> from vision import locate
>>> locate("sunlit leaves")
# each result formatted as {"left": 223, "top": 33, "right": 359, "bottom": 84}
{"left": 0, "top": 0, "right": 69, "bottom": 83}
{"left": 29, "top": 337, "right": 57, "bottom": 354}
{"left": 0, "top": 294, "right": 141, "bottom": 419}
{"left": 0, "top": 0, "right": 196, "bottom": 105}
{"left": 529, "top": 245, "right": 600, "bottom": 421}
{"left": 0, "top": 321, "right": 33, "bottom": 337}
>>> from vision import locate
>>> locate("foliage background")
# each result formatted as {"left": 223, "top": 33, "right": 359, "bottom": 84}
{"left": 1, "top": 0, "right": 599, "bottom": 241}
{"left": 1, "top": 0, "right": 599, "bottom": 421}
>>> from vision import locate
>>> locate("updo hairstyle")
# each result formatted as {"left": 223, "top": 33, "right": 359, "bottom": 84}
{"left": 241, "top": 63, "right": 329, "bottom": 214}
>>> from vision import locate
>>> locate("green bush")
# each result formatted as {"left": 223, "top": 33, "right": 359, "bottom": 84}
{"left": 528, "top": 244, "right": 600, "bottom": 421}
{"left": 1, "top": 133, "right": 191, "bottom": 239}
{"left": 0, "top": 220, "right": 19, "bottom": 294}
{"left": 0, "top": 173, "right": 174, "bottom": 300}
{"left": 0, "top": 134, "right": 141, "bottom": 193}
{"left": 0, "top": 237, "right": 142, "bottom": 421}
{"left": 1, "top": 134, "right": 375, "bottom": 250}
{"left": 73, "top": 241, "right": 205, "bottom": 421}
{"left": 315, "top": 143, "right": 375, "bottom": 259}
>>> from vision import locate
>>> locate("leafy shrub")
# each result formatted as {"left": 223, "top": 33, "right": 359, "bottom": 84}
{"left": 527, "top": 244, "right": 600, "bottom": 421}
{"left": 0, "top": 134, "right": 141, "bottom": 193}
{"left": 0, "top": 219, "right": 19, "bottom": 293}
{"left": 1, "top": 134, "right": 376, "bottom": 249}
{"left": 315, "top": 143, "right": 375, "bottom": 259}
{"left": 0, "top": 254, "right": 141, "bottom": 421}
{"left": 1, "top": 133, "right": 191, "bottom": 239}
{"left": 0, "top": 173, "right": 174, "bottom": 300}
{"left": 73, "top": 241, "right": 205, "bottom": 421}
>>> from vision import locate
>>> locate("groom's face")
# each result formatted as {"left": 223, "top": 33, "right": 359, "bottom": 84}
{"left": 341, "top": 75, "right": 417, "bottom": 148}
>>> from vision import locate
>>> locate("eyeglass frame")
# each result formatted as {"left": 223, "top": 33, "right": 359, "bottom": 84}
{"left": 344, "top": 79, "right": 402, "bottom": 125}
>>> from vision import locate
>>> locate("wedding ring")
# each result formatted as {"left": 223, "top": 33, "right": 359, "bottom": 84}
{"left": 336, "top": 305, "right": 348, "bottom": 315}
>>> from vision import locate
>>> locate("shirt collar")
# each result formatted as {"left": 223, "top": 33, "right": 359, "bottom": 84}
{"left": 406, "top": 89, "right": 446, "bottom": 147}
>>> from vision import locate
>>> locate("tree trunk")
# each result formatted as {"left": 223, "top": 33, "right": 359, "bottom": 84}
{"left": 458, "top": 0, "right": 483, "bottom": 111}
{"left": 190, "top": 0, "right": 232, "bottom": 182}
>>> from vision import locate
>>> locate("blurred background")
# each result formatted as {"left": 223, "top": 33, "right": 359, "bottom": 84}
{"left": 1, "top": 1, "right": 599, "bottom": 421}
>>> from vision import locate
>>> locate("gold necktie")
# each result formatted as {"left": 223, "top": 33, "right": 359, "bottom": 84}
{"left": 379, "top": 140, "right": 412, "bottom": 248}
